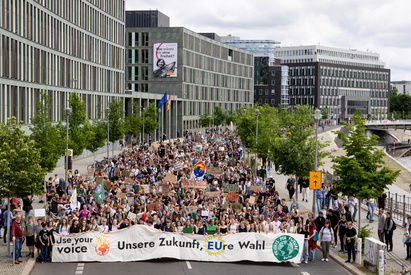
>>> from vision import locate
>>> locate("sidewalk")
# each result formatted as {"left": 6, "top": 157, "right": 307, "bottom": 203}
{"left": 0, "top": 242, "right": 35, "bottom": 275}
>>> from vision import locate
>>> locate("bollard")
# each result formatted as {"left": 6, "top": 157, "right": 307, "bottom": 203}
{"left": 356, "top": 238, "right": 362, "bottom": 265}
{"left": 378, "top": 249, "right": 385, "bottom": 275}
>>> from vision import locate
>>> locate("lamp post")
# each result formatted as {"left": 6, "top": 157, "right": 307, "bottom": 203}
{"left": 255, "top": 109, "right": 260, "bottom": 177}
{"left": 312, "top": 109, "right": 322, "bottom": 214}
{"left": 106, "top": 108, "right": 110, "bottom": 163}
{"left": 159, "top": 108, "right": 162, "bottom": 142}
{"left": 65, "top": 108, "right": 72, "bottom": 184}
{"left": 142, "top": 107, "right": 146, "bottom": 146}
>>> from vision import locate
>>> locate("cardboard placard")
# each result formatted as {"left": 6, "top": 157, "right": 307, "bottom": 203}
{"left": 116, "top": 192, "right": 126, "bottom": 199}
{"left": 164, "top": 173, "right": 177, "bottom": 183}
{"left": 141, "top": 185, "right": 150, "bottom": 194}
{"left": 181, "top": 179, "right": 207, "bottom": 189}
{"left": 149, "top": 160, "right": 154, "bottom": 166}
{"left": 249, "top": 186, "right": 263, "bottom": 192}
{"left": 127, "top": 212, "right": 136, "bottom": 221}
{"left": 87, "top": 168, "right": 95, "bottom": 177}
{"left": 127, "top": 196, "right": 135, "bottom": 205}
{"left": 231, "top": 203, "right": 242, "bottom": 211}
{"left": 225, "top": 192, "right": 239, "bottom": 202}
{"left": 205, "top": 191, "right": 220, "bottom": 198}
{"left": 185, "top": 206, "right": 197, "bottom": 214}
{"left": 127, "top": 144, "right": 133, "bottom": 149}
{"left": 124, "top": 178, "right": 135, "bottom": 185}
{"left": 34, "top": 208, "right": 46, "bottom": 217}
{"left": 147, "top": 203, "right": 159, "bottom": 211}
{"left": 207, "top": 167, "right": 223, "bottom": 175}
{"left": 174, "top": 163, "right": 183, "bottom": 171}
{"left": 104, "top": 180, "right": 111, "bottom": 191}
{"left": 223, "top": 184, "right": 238, "bottom": 193}
{"left": 114, "top": 168, "right": 121, "bottom": 176}
{"left": 249, "top": 196, "right": 256, "bottom": 204}
{"left": 96, "top": 177, "right": 104, "bottom": 184}
{"left": 201, "top": 210, "right": 209, "bottom": 216}
{"left": 159, "top": 184, "right": 170, "bottom": 195}
{"left": 126, "top": 185, "right": 133, "bottom": 191}
{"left": 122, "top": 170, "right": 131, "bottom": 177}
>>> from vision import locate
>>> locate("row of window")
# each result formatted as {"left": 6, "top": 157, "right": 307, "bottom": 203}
{"left": 183, "top": 32, "right": 253, "bottom": 66}
{"left": 126, "top": 32, "right": 150, "bottom": 48}
{"left": 255, "top": 98, "right": 276, "bottom": 105}
{"left": 320, "top": 77, "right": 388, "bottom": 89}
{"left": 0, "top": 84, "right": 119, "bottom": 124}
{"left": 320, "top": 97, "right": 388, "bottom": 107}
{"left": 1, "top": 35, "right": 124, "bottom": 93}
{"left": 0, "top": 0, "right": 124, "bottom": 70}
{"left": 255, "top": 89, "right": 276, "bottom": 95}
{"left": 32, "top": 0, "right": 125, "bottom": 39}
{"left": 320, "top": 66, "right": 389, "bottom": 80}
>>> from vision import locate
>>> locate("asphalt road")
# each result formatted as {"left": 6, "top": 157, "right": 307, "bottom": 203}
{"left": 31, "top": 252, "right": 352, "bottom": 275}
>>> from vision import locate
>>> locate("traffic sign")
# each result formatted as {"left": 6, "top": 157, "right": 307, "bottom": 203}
{"left": 67, "top": 149, "right": 73, "bottom": 156}
{"left": 309, "top": 171, "right": 322, "bottom": 190}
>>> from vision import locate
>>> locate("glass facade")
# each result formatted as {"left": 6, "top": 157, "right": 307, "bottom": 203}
{"left": 0, "top": 0, "right": 125, "bottom": 124}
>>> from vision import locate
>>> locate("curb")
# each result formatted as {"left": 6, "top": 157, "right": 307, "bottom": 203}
{"left": 317, "top": 246, "right": 367, "bottom": 275}
{"left": 21, "top": 258, "right": 35, "bottom": 275}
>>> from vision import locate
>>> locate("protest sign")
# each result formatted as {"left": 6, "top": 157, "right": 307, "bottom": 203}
{"left": 164, "top": 173, "right": 177, "bottom": 183}
{"left": 207, "top": 167, "right": 223, "bottom": 175}
{"left": 116, "top": 192, "right": 126, "bottom": 199}
{"left": 104, "top": 180, "right": 111, "bottom": 192}
{"left": 124, "top": 178, "right": 135, "bottom": 185}
{"left": 223, "top": 184, "right": 238, "bottom": 193}
{"left": 205, "top": 191, "right": 220, "bottom": 198}
{"left": 141, "top": 185, "right": 149, "bottom": 194}
{"left": 225, "top": 192, "right": 239, "bottom": 202}
{"left": 96, "top": 177, "right": 104, "bottom": 185}
{"left": 159, "top": 184, "right": 170, "bottom": 194}
{"left": 181, "top": 180, "right": 206, "bottom": 189}
{"left": 34, "top": 208, "right": 46, "bottom": 217}
{"left": 231, "top": 203, "right": 242, "bottom": 211}
{"left": 87, "top": 168, "right": 95, "bottom": 177}
{"left": 249, "top": 186, "right": 263, "bottom": 192}
{"left": 127, "top": 212, "right": 136, "bottom": 221}
{"left": 147, "top": 203, "right": 159, "bottom": 211}
{"left": 185, "top": 206, "right": 197, "bottom": 214}
{"left": 249, "top": 196, "right": 256, "bottom": 204}
{"left": 127, "top": 196, "right": 135, "bottom": 205}
{"left": 52, "top": 226, "right": 304, "bottom": 264}
{"left": 174, "top": 163, "right": 183, "bottom": 171}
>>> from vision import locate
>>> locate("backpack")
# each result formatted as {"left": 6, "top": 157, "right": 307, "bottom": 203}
{"left": 392, "top": 221, "right": 397, "bottom": 231}
{"left": 312, "top": 231, "right": 319, "bottom": 242}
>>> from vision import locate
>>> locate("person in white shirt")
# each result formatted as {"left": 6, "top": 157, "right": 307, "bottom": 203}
{"left": 99, "top": 218, "right": 109, "bottom": 233}
{"left": 272, "top": 216, "right": 281, "bottom": 232}
{"left": 263, "top": 215, "right": 273, "bottom": 232}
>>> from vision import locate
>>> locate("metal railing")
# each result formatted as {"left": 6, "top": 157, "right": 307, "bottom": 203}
{"left": 388, "top": 191, "right": 410, "bottom": 225}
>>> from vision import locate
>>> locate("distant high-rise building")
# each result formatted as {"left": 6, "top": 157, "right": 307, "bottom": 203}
{"left": 126, "top": 10, "right": 170, "bottom": 28}
{"left": 0, "top": 0, "right": 126, "bottom": 125}
{"left": 275, "top": 45, "right": 390, "bottom": 120}
{"left": 391, "top": 81, "right": 411, "bottom": 95}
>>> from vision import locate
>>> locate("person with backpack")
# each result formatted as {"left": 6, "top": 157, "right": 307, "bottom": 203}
{"left": 383, "top": 211, "right": 395, "bottom": 251}
{"left": 308, "top": 219, "right": 318, "bottom": 261}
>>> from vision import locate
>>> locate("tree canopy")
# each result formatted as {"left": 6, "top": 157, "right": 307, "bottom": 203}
{"left": 107, "top": 99, "right": 126, "bottom": 143}
{"left": 143, "top": 103, "right": 159, "bottom": 135}
{"left": 0, "top": 118, "right": 46, "bottom": 198}
{"left": 199, "top": 110, "right": 212, "bottom": 128}
{"left": 213, "top": 106, "right": 227, "bottom": 126}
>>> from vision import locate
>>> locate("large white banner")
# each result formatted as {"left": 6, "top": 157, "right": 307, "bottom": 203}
{"left": 53, "top": 226, "right": 303, "bottom": 263}
{"left": 153, "top": 43, "right": 177, "bottom": 78}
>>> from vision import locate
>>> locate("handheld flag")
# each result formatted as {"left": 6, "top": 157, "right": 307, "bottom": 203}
{"left": 158, "top": 92, "right": 168, "bottom": 108}
{"left": 93, "top": 181, "right": 106, "bottom": 205}
{"left": 69, "top": 188, "right": 78, "bottom": 211}
{"left": 190, "top": 161, "right": 206, "bottom": 183}
{"left": 167, "top": 95, "right": 171, "bottom": 111}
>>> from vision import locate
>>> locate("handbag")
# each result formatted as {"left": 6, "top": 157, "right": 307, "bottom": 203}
{"left": 312, "top": 231, "right": 319, "bottom": 242}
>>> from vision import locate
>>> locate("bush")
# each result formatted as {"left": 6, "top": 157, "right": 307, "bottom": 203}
{"left": 359, "top": 224, "right": 373, "bottom": 253}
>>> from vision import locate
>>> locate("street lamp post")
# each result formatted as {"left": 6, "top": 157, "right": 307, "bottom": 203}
{"left": 312, "top": 109, "right": 322, "bottom": 214}
{"left": 159, "top": 108, "right": 162, "bottom": 142}
{"left": 142, "top": 107, "right": 146, "bottom": 146}
{"left": 65, "top": 108, "right": 72, "bottom": 184}
{"left": 106, "top": 108, "right": 110, "bottom": 163}
{"left": 255, "top": 109, "right": 260, "bottom": 177}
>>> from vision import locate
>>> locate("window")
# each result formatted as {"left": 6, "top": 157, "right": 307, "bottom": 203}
{"left": 254, "top": 89, "right": 256, "bottom": 95}
{"left": 258, "top": 99, "right": 262, "bottom": 104}
{"left": 271, "top": 80, "right": 275, "bottom": 85}
{"left": 271, "top": 89, "right": 275, "bottom": 95}
{"left": 142, "top": 49, "right": 148, "bottom": 63}
{"left": 141, "top": 83, "right": 148, "bottom": 92}
{"left": 265, "top": 89, "right": 269, "bottom": 95}
{"left": 265, "top": 99, "right": 269, "bottom": 104}
{"left": 271, "top": 70, "right": 276, "bottom": 76}
{"left": 271, "top": 99, "right": 275, "bottom": 105}
{"left": 142, "top": 32, "right": 149, "bottom": 46}
{"left": 259, "top": 89, "right": 262, "bottom": 95}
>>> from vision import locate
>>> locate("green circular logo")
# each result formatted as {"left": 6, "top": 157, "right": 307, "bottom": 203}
{"left": 272, "top": 235, "right": 299, "bottom": 261}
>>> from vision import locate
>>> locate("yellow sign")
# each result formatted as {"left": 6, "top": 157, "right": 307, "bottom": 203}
{"left": 309, "top": 171, "right": 322, "bottom": 190}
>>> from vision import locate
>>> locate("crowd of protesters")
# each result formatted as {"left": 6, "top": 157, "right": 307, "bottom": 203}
{"left": 0, "top": 128, "right": 401, "bottom": 265}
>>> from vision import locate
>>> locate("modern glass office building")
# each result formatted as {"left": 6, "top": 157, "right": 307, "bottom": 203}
{"left": 0, "top": 0, "right": 126, "bottom": 124}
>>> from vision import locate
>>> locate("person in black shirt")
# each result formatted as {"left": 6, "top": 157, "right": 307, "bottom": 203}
{"left": 327, "top": 209, "right": 340, "bottom": 248}
{"left": 337, "top": 214, "right": 347, "bottom": 252}
{"left": 315, "top": 211, "right": 326, "bottom": 232}
{"left": 344, "top": 222, "right": 357, "bottom": 263}
{"left": 377, "top": 193, "right": 388, "bottom": 210}
{"left": 39, "top": 223, "right": 50, "bottom": 263}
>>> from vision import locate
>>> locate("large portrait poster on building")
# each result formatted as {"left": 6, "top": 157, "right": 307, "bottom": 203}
{"left": 52, "top": 225, "right": 303, "bottom": 263}
{"left": 153, "top": 43, "right": 177, "bottom": 78}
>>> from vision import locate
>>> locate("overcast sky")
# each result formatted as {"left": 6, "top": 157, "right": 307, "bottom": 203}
{"left": 126, "top": 0, "right": 411, "bottom": 81}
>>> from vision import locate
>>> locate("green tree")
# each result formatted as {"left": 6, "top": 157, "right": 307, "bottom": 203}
{"left": 107, "top": 99, "right": 126, "bottom": 143}
{"left": 332, "top": 115, "right": 400, "bottom": 231}
{"left": 199, "top": 110, "right": 212, "bottom": 127}
{"left": 125, "top": 101, "right": 142, "bottom": 136}
{"left": 269, "top": 105, "right": 328, "bottom": 178}
{"left": 0, "top": 117, "right": 46, "bottom": 198}
{"left": 213, "top": 106, "right": 227, "bottom": 126}
{"left": 390, "top": 87, "right": 411, "bottom": 119}
{"left": 65, "top": 93, "right": 94, "bottom": 157}
{"left": 143, "top": 103, "right": 159, "bottom": 135}
{"left": 29, "top": 91, "right": 65, "bottom": 172}
{"left": 86, "top": 119, "right": 107, "bottom": 154}
{"left": 321, "top": 107, "right": 329, "bottom": 120}
{"left": 353, "top": 108, "right": 363, "bottom": 117}
{"left": 225, "top": 110, "right": 237, "bottom": 126}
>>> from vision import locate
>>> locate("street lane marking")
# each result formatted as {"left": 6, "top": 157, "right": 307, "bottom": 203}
{"left": 77, "top": 267, "right": 84, "bottom": 271}
{"left": 78, "top": 263, "right": 85, "bottom": 267}
{"left": 186, "top": 260, "right": 192, "bottom": 269}
{"left": 75, "top": 272, "right": 83, "bottom": 275}
{"left": 301, "top": 272, "right": 310, "bottom": 275}
{"left": 75, "top": 263, "right": 84, "bottom": 275}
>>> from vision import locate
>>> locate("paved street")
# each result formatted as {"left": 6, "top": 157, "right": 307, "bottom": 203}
{"left": 31, "top": 252, "right": 351, "bottom": 275}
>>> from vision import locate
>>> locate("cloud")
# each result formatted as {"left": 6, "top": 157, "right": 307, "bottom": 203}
{"left": 125, "top": 0, "right": 411, "bottom": 80}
